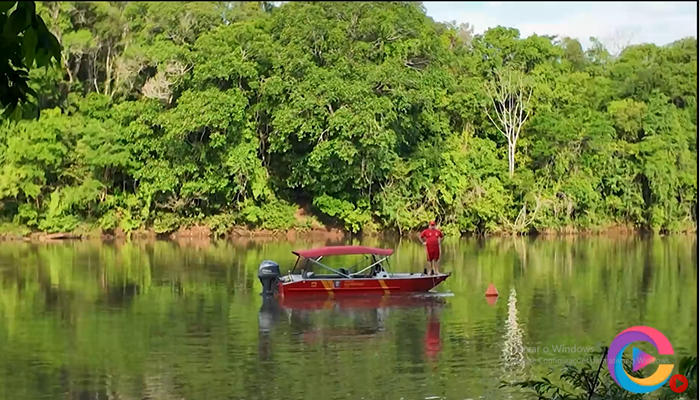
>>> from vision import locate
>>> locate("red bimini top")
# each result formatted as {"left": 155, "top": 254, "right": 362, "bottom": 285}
{"left": 292, "top": 246, "right": 394, "bottom": 259}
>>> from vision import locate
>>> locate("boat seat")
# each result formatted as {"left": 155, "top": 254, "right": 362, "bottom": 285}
{"left": 301, "top": 270, "right": 314, "bottom": 279}
{"left": 366, "top": 264, "right": 384, "bottom": 278}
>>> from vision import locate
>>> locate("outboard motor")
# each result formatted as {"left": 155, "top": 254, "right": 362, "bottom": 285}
{"left": 258, "top": 260, "right": 281, "bottom": 295}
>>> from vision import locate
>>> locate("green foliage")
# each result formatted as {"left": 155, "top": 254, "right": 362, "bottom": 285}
{"left": 0, "top": 1, "right": 62, "bottom": 118}
{"left": 240, "top": 198, "right": 297, "bottom": 231}
{"left": 0, "top": 1, "right": 696, "bottom": 236}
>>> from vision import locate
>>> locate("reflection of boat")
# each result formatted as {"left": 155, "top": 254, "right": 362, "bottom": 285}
{"left": 298, "top": 305, "right": 391, "bottom": 344}
{"left": 277, "top": 293, "right": 447, "bottom": 311}
{"left": 258, "top": 293, "right": 447, "bottom": 335}
{"left": 257, "top": 246, "right": 450, "bottom": 297}
{"left": 301, "top": 325, "right": 385, "bottom": 344}
{"left": 256, "top": 293, "right": 446, "bottom": 362}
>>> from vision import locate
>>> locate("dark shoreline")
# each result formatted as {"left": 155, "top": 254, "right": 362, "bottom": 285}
{"left": 0, "top": 224, "right": 695, "bottom": 243}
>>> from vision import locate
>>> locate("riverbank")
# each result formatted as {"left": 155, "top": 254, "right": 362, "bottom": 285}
{"left": 0, "top": 222, "right": 695, "bottom": 243}
{"left": 0, "top": 224, "right": 345, "bottom": 243}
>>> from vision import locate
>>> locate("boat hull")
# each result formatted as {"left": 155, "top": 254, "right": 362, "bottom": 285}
{"left": 277, "top": 273, "right": 449, "bottom": 297}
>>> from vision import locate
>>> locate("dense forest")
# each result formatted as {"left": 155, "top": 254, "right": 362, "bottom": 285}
{"left": 0, "top": 1, "right": 697, "bottom": 237}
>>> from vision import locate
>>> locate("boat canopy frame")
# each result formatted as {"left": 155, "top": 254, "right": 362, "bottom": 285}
{"left": 289, "top": 247, "right": 394, "bottom": 279}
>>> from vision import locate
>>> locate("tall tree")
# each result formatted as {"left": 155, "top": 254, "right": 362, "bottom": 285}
{"left": 484, "top": 68, "right": 533, "bottom": 178}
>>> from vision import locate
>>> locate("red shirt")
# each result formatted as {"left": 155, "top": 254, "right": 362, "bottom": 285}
{"left": 420, "top": 228, "right": 443, "bottom": 247}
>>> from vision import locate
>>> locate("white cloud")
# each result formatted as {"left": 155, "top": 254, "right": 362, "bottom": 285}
{"left": 424, "top": 1, "right": 697, "bottom": 49}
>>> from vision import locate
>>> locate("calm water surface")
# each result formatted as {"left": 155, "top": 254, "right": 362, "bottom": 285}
{"left": 0, "top": 236, "right": 696, "bottom": 400}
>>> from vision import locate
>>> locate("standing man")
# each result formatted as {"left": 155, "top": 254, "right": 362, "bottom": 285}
{"left": 419, "top": 221, "right": 443, "bottom": 275}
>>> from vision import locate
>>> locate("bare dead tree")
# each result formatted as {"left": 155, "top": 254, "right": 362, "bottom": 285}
{"left": 457, "top": 22, "right": 475, "bottom": 46}
{"left": 445, "top": 20, "right": 475, "bottom": 49}
{"left": 142, "top": 71, "right": 173, "bottom": 102}
{"left": 114, "top": 55, "right": 146, "bottom": 98}
{"left": 142, "top": 61, "right": 191, "bottom": 103}
{"left": 484, "top": 68, "right": 533, "bottom": 178}
{"left": 604, "top": 28, "right": 638, "bottom": 58}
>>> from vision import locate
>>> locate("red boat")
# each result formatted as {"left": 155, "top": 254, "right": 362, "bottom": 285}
{"left": 257, "top": 245, "right": 450, "bottom": 297}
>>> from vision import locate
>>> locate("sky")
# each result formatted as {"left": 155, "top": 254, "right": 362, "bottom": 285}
{"left": 423, "top": 1, "right": 698, "bottom": 49}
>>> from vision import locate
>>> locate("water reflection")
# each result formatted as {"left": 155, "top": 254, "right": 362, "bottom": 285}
{"left": 425, "top": 305, "right": 442, "bottom": 362}
{"left": 261, "top": 295, "right": 446, "bottom": 332}
{"left": 258, "top": 296, "right": 282, "bottom": 362}
{"left": 501, "top": 287, "right": 526, "bottom": 380}
{"left": 259, "top": 296, "right": 284, "bottom": 334}
{"left": 258, "top": 294, "right": 447, "bottom": 367}
{"left": 0, "top": 236, "right": 696, "bottom": 400}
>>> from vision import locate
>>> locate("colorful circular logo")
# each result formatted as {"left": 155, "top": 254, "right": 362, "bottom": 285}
{"left": 607, "top": 326, "right": 675, "bottom": 394}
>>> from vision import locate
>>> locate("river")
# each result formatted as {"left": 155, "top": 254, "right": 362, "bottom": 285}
{"left": 0, "top": 235, "right": 696, "bottom": 400}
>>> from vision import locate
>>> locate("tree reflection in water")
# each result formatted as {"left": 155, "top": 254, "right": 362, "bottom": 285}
{"left": 0, "top": 237, "right": 695, "bottom": 400}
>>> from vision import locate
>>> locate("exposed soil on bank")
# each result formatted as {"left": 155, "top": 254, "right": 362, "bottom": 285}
{"left": 0, "top": 225, "right": 349, "bottom": 243}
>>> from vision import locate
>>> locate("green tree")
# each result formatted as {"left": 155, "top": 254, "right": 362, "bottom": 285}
{"left": 1, "top": 1, "right": 62, "bottom": 117}
{"left": 0, "top": 1, "right": 696, "bottom": 237}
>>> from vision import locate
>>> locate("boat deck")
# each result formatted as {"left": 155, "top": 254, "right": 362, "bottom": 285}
{"left": 282, "top": 272, "right": 448, "bottom": 283}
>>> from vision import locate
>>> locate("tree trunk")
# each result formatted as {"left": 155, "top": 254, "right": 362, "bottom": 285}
{"left": 47, "top": 3, "right": 73, "bottom": 90}
{"left": 508, "top": 142, "right": 514, "bottom": 177}
{"left": 104, "top": 46, "right": 112, "bottom": 96}
{"left": 65, "top": 58, "right": 73, "bottom": 85}
{"left": 91, "top": 50, "right": 99, "bottom": 92}
{"left": 508, "top": 139, "right": 517, "bottom": 177}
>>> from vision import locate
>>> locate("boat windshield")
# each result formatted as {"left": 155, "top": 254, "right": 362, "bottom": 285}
{"left": 292, "top": 253, "right": 391, "bottom": 278}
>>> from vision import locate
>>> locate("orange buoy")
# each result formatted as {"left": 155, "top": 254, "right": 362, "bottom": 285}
{"left": 485, "top": 282, "right": 499, "bottom": 297}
